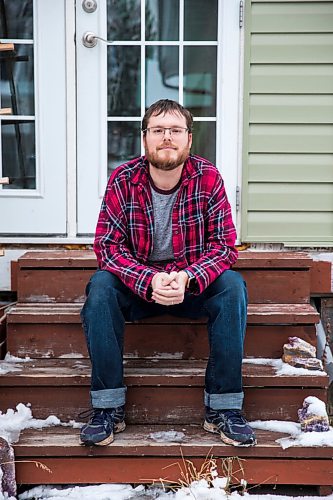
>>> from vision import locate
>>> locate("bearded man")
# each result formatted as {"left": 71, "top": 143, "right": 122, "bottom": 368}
{"left": 80, "top": 99, "right": 256, "bottom": 448}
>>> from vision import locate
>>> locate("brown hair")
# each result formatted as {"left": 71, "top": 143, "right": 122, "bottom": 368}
{"left": 142, "top": 99, "right": 193, "bottom": 134}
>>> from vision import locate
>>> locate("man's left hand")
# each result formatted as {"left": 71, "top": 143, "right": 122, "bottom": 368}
{"left": 152, "top": 271, "right": 188, "bottom": 306}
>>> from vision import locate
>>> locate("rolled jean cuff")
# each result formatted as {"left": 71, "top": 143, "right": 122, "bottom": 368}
{"left": 91, "top": 387, "right": 126, "bottom": 409}
{"left": 204, "top": 390, "right": 244, "bottom": 410}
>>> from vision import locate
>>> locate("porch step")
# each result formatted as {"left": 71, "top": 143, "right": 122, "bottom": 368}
{"left": 0, "top": 359, "right": 328, "bottom": 422}
{"left": 6, "top": 303, "right": 319, "bottom": 359}
{"left": 16, "top": 251, "right": 313, "bottom": 304}
{"left": 13, "top": 425, "right": 333, "bottom": 485}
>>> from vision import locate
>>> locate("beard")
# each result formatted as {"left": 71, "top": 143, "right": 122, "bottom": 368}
{"left": 145, "top": 143, "right": 191, "bottom": 171}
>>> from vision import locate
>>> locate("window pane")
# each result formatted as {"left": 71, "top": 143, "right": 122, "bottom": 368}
{"left": 0, "top": 0, "right": 33, "bottom": 39}
{"left": 2, "top": 120, "right": 36, "bottom": 189}
{"left": 107, "top": 46, "right": 141, "bottom": 116}
{"left": 146, "top": 0, "right": 179, "bottom": 41}
{"left": 107, "top": 0, "right": 141, "bottom": 41}
{"left": 184, "top": 0, "right": 217, "bottom": 41}
{"left": 146, "top": 46, "right": 179, "bottom": 108}
{"left": 191, "top": 121, "right": 216, "bottom": 164}
{"left": 184, "top": 46, "right": 217, "bottom": 117}
{"left": 108, "top": 122, "right": 141, "bottom": 176}
{"left": 0, "top": 44, "right": 34, "bottom": 115}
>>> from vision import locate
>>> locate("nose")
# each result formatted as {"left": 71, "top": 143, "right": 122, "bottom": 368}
{"left": 163, "top": 128, "right": 172, "bottom": 138}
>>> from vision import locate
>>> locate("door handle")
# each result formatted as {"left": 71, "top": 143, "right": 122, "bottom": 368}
{"left": 82, "top": 31, "right": 113, "bottom": 48}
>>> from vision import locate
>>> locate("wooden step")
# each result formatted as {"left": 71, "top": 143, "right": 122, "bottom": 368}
{"left": 6, "top": 304, "right": 319, "bottom": 359}
{"left": 16, "top": 251, "right": 313, "bottom": 304}
{"left": 0, "top": 359, "right": 327, "bottom": 423}
{"left": 13, "top": 426, "right": 333, "bottom": 486}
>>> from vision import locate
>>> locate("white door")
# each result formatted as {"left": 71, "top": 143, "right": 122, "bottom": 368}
{"left": 0, "top": 0, "right": 67, "bottom": 235}
{"left": 77, "top": 0, "right": 242, "bottom": 235}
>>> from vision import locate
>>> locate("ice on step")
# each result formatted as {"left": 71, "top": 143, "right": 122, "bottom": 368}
{"left": 149, "top": 431, "right": 185, "bottom": 443}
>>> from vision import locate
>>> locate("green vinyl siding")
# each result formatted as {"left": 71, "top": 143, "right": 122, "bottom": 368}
{"left": 242, "top": 0, "right": 333, "bottom": 245}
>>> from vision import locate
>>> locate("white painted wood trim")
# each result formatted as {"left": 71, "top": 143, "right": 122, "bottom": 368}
{"left": 65, "top": 0, "right": 77, "bottom": 238}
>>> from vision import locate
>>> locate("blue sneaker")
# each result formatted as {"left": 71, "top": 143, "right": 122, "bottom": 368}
{"left": 80, "top": 406, "right": 126, "bottom": 446}
{"left": 204, "top": 408, "right": 256, "bottom": 447}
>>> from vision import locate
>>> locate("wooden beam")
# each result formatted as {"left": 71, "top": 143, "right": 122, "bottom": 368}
{"left": 0, "top": 43, "right": 14, "bottom": 52}
{"left": 0, "top": 108, "right": 12, "bottom": 115}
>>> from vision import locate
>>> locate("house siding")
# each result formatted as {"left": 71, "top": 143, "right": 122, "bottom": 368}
{"left": 241, "top": 0, "right": 333, "bottom": 245}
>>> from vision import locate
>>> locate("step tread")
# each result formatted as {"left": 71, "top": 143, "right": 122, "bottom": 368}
{"left": 13, "top": 424, "right": 333, "bottom": 459}
{"left": 0, "top": 359, "right": 328, "bottom": 387}
{"left": 7, "top": 302, "right": 319, "bottom": 324}
{"left": 18, "top": 251, "right": 313, "bottom": 269}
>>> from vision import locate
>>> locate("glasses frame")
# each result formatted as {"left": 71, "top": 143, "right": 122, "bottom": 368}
{"left": 142, "top": 126, "right": 190, "bottom": 137}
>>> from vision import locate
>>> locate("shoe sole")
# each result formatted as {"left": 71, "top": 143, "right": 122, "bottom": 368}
{"left": 203, "top": 420, "right": 257, "bottom": 447}
{"left": 80, "top": 421, "right": 126, "bottom": 447}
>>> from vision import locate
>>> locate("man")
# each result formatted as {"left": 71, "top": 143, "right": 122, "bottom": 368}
{"left": 80, "top": 99, "right": 256, "bottom": 448}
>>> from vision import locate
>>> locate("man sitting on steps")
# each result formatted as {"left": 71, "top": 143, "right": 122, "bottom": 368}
{"left": 80, "top": 99, "right": 256, "bottom": 448}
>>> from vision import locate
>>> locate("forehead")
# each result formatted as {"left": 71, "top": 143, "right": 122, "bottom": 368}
{"left": 147, "top": 111, "right": 187, "bottom": 127}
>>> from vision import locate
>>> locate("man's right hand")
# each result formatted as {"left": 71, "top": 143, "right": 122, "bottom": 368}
{"left": 151, "top": 271, "right": 178, "bottom": 291}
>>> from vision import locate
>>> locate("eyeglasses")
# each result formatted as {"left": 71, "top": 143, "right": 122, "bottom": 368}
{"left": 143, "top": 127, "right": 189, "bottom": 138}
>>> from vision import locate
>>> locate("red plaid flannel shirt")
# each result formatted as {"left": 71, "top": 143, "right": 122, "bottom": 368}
{"left": 94, "top": 155, "right": 238, "bottom": 301}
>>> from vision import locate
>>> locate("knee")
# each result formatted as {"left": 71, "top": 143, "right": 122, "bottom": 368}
{"left": 212, "top": 270, "right": 247, "bottom": 300}
{"left": 84, "top": 270, "right": 120, "bottom": 309}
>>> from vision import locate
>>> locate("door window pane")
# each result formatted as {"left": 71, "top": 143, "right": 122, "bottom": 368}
{"left": 192, "top": 122, "right": 216, "bottom": 164}
{"left": 107, "top": 46, "right": 141, "bottom": 116}
{"left": 107, "top": 0, "right": 140, "bottom": 41}
{"left": 108, "top": 122, "right": 141, "bottom": 175}
{"left": 2, "top": 121, "right": 35, "bottom": 189}
{"left": 184, "top": 46, "right": 217, "bottom": 117}
{"left": 184, "top": 0, "right": 218, "bottom": 41}
{"left": 146, "top": 0, "right": 179, "bottom": 41}
{"left": 146, "top": 46, "right": 179, "bottom": 108}
{"left": 0, "top": 0, "right": 33, "bottom": 39}
{"left": 0, "top": 44, "right": 34, "bottom": 115}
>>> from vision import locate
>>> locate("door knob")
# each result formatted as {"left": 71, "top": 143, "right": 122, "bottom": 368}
{"left": 82, "top": 31, "right": 113, "bottom": 48}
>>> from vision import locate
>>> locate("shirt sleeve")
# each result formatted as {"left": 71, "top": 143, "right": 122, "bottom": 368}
{"left": 185, "top": 172, "right": 238, "bottom": 294}
{"left": 93, "top": 175, "right": 156, "bottom": 301}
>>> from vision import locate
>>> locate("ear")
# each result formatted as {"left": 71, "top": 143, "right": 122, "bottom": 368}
{"left": 142, "top": 133, "right": 147, "bottom": 149}
{"left": 188, "top": 132, "right": 193, "bottom": 150}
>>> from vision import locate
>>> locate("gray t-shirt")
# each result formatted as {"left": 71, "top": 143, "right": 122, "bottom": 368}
{"left": 149, "top": 180, "right": 180, "bottom": 262}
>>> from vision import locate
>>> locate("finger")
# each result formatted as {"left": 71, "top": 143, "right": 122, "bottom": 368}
{"left": 152, "top": 289, "right": 181, "bottom": 299}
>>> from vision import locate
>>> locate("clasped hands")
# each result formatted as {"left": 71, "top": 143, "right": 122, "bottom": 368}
{"left": 151, "top": 271, "right": 188, "bottom": 306}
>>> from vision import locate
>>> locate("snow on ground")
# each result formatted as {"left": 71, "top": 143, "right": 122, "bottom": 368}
{"left": 243, "top": 358, "right": 327, "bottom": 376}
{"left": 16, "top": 483, "right": 333, "bottom": 500}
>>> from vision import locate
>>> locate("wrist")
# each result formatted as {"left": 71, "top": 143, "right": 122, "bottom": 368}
{"left": 184, "top": 270, "right": 197, "bottom": 292}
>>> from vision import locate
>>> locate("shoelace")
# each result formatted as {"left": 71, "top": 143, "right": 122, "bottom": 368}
{"left": 218, "top": 410, "right": 247, "bottom": 425}
{"left": 78, "top": 408, "right": 114, "bottom": 425}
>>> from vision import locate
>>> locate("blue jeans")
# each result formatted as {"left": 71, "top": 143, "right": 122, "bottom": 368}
{"left": 81, "top": 269, "right": 248, "bottom": 411}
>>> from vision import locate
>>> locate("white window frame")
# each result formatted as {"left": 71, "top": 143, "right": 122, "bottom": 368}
{"left": 0, "top": 0, "right": 68, "bottom": 238}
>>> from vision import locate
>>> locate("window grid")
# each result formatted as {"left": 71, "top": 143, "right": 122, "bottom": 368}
{"left": 107, "top": 0, "right": 219, "bottom": 159}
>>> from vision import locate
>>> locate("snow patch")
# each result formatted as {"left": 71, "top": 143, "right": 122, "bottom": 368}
{"left": 250, "top": 418, "right": 333, "bottom": 449}
{"left": 0, "top": 404, "right": 81, "bottom": 443}
{"left": 243, "top": 357, "right": 327, "bottom": 376}
{"left": 250, "top": 420, "right": 300, "bottom": 436}
{"left": 149, "top": 431, "right": 185, "bottom": 443}
{"left": 59, "top": 353, "right": 84, "bottom": 359}
{"left": 4, "top": 353, "right": 31, "bottom": 363}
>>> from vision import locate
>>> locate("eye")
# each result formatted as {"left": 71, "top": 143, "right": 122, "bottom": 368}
{"left": 171, "top": 128, "right": 182, "bottom": 135}
{"left": 152, "top": 128, "right": 163, "bottom": 135}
